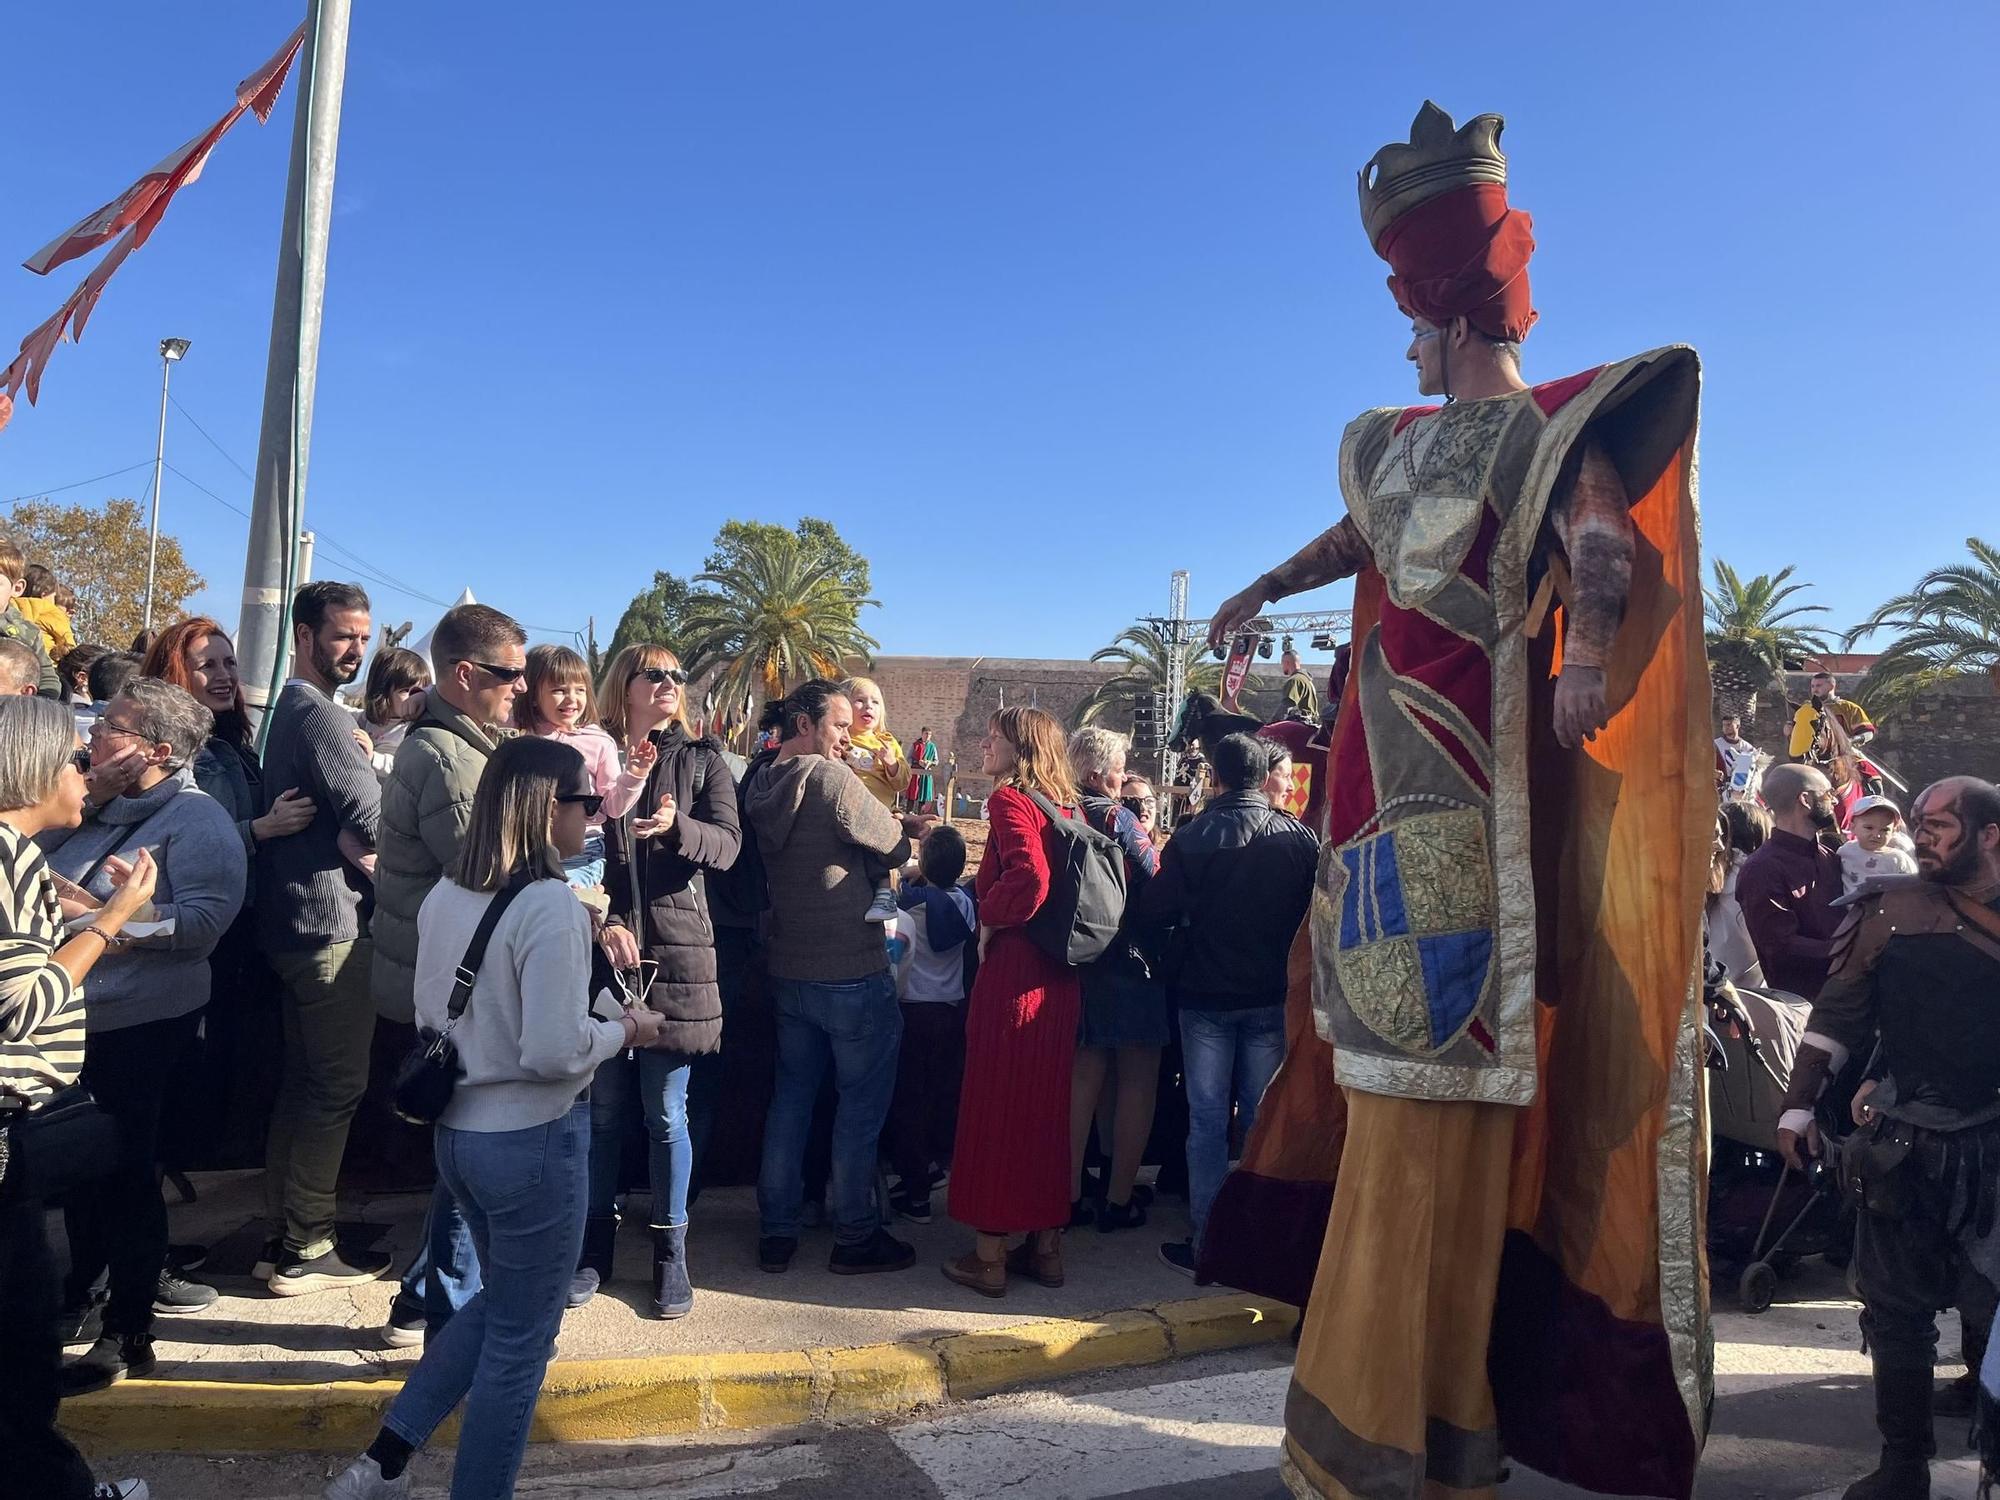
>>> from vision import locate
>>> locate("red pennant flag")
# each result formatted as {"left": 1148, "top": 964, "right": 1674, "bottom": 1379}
{"left": 2, "top": 301, "right": 81, "bottom": 404}
{"left": 3, "top": 21, "right": 306, "bottom": 426}
{"left": 22, "top": 22, "right": 304, "bottom": 276}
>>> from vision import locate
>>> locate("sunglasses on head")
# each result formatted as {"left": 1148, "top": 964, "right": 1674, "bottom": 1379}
{"left": 634, "top": 667, "right": 687, "bottom": 686}
{"left": 467, "top": 660, "right": 527, "bottom": 684}
{"left": 557, "top": 792, "right": 604, "bottom": 817}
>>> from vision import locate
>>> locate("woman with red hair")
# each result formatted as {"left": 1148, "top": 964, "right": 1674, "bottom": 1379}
{"left": 138, "top": 619, "right": 314, "bottom": 1184}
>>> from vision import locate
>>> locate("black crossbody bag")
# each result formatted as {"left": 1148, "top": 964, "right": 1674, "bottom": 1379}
{"left": 0, "top": 1084, "right": 121, "bottom": 1205}
{"left": 392, "top": 871, "right": 536, "bottom": 1126}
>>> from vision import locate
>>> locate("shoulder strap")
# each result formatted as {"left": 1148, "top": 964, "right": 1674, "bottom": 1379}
{"left": 447, "top": 870, "right": 537, "bottom": 1023}
{"left": 1947, "top": 892, "right": 2000, "bottom": 966}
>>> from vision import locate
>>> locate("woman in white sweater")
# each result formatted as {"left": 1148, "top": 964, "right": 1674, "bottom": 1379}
{"left": 325, "top": 737, "right": 662, "bottom": 1500}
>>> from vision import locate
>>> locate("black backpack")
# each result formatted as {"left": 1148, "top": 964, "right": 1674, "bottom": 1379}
{"left": 1021, "top": 789, "right": 1128, "bottom": 966}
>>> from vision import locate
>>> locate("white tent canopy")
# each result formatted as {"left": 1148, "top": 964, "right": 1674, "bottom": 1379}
{"left": 406, "top": 588, "right": 476, "bottom": 669}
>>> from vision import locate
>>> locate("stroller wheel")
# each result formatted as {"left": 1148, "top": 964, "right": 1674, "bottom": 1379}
{"left": 1739, "top": 1261, "right": 1779, "bottom": 1314}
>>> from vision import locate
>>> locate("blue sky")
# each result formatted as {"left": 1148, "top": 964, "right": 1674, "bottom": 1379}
{"left": 3, "top": 3, "right": 1995, "bottom": 662}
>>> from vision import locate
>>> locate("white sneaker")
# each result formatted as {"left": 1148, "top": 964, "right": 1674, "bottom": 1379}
{"left": 323, "top": 1455, "right": 411, "bottom": 1498}
{"left": 864, "top": 884, "right": 898, "bottom": 922}
{"left": 93, "top": 1483, "right": 150, "bottom": 1500}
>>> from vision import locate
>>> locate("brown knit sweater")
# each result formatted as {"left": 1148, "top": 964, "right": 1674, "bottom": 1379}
{"left": 742, "top": 754, "right": 911, "bottom": 983}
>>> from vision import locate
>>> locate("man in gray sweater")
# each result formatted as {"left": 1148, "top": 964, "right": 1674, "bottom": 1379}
{"left": 743, "top": 680, "right": 916, "bottom": 1277}
{"left": 256, "top": 581, "right": 385, "bottom": 1295}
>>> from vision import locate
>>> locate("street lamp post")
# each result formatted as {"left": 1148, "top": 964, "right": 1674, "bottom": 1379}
{"left": 144, "top": 337, "right": 192, "bottom": 635}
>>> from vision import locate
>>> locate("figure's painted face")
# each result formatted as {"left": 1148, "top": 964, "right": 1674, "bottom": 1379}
{"left": 1408, "top": 317, "right": 1445, "bottom": 395}
{"left": 1914, "top": 791, "right": 1980, "bottom": 884}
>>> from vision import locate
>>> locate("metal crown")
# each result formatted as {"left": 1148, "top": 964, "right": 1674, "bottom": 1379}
{"left": 1358, "top": 102, "right": 1509, "bottom": 247}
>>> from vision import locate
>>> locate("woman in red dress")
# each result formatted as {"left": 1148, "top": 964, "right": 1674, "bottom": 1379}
{"left": 944, "top": 707, "right": 1083, "bottom": 1296}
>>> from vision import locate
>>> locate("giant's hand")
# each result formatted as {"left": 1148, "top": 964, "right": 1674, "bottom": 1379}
{"left": 1552, "top": 665, "right": 1609, "bottom": 750}
{"left": 1208, "top": 581, "right": 1270, "bottom": 651}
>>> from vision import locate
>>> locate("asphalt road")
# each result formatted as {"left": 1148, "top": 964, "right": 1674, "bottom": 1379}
{"left": 91, "top": 1328, "right": 1986, "bottom": 1500}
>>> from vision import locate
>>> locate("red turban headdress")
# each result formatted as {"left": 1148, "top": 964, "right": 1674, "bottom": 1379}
{"left": 1359, "top": 103, "right": 1538, "bottom": 344}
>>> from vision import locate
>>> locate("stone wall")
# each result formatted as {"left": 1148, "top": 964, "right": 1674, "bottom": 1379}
{"left": 867, "top": 656, "right": 1126, "bottom": 792}
{"left": 1869, "top": 682, "right": 2000, "bottom": 795}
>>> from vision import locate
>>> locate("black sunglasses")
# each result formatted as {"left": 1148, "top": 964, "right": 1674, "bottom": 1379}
{"left": 71, "top": 748, "right": 93, "bottom": 775}
{"left": 468, "top": 661, "right": 527, "bottom": 684}
{"left": 633, "top": 667, "right": 688, "bottom": 686}
{"left": 557, "top": 792, "right": 604, "bottom": 817}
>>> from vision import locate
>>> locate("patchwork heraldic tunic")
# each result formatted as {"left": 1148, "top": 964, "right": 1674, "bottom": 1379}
{"left": 1278, "top": 346, "right": 1712, "bottom": 1500}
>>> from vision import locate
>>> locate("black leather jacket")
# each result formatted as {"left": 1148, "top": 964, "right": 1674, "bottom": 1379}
{"left": 1134, "top": 791, "right": 1317, "bottom": 1010}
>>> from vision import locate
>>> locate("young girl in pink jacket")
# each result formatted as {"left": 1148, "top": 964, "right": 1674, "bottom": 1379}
{"left": 516, "top": 645, "right": 624, "bottom": 889}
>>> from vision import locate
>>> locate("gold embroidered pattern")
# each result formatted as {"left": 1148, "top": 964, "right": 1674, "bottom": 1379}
{"left": 1394, "top": 809, "right": 1494, "bottom": 934}
{"left": 1338, "top": 935, "right": 1432, "bottom": 1051}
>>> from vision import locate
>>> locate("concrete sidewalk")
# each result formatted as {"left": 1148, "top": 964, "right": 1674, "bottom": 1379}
{"left": 65, "top": 1169, "right": 1296, "bottom": 1453}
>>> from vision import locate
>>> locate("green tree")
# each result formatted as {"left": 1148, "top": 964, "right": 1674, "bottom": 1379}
{"left": 1071, "top": 625, "right": 1238, "bottom": 730}
{"left": 606, "top": 516, "right": 870, "bottom": 664}
{"left": 606, "top": 570, "right": 695, "bottom": 661}
{"left": 679, "top": 527, "right": 879, "bottom": 715}
{"left": 1847, "top": 536, "right": 2000, "bottom": 714}
{"left": 1704, "top": 560, "right": 1835, "bottom": 721}
{"left": 6, "top": 496, "right": 205, "bottom": 645}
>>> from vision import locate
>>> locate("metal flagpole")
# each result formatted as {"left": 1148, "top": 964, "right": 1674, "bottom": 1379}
{"left": 142, "top": 339, "right": 190, "bottom": 631}
{"left": 237, "top": 0, "right": 350, "bottom": 743}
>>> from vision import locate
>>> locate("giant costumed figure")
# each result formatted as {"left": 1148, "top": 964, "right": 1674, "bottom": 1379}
{"left": 1203, "top": 103, "right": 1713, "bottom": 1500}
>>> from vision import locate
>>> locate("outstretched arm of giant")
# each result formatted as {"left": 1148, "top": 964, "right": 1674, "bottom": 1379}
{"left": 1208, "top": 514, "right": 1373, "bottom": 649}
{"left": 1547, "top": 441, "right": 1636, "bottom": 748}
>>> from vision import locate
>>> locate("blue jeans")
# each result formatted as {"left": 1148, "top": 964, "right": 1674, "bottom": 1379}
{"left": 563, "top": 827, "right": 607, "bottom": 891}
{"left": 1180, "top": 1004, "right": 1286, "bottom": 1250}
{"left": 384, "top": 1099, "right": 589, "bottom": 1500}
{"left": 392, "top": 1181, "right": 482, "bottom": 1335}
{"left": 757, "top": 973, "right": 902, "bottom": 1247}
{"left": 587, "top": 1049, "right": 694, "bottom": 1229}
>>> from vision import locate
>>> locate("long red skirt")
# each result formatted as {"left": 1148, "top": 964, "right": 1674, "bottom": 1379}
{"left": 947, "top": 928, "right": 1079, "bottom": 1233}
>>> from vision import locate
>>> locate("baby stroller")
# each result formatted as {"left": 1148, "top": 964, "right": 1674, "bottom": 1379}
{"left": 1706, "top": 979, "right": 1860, "bottom": 1313}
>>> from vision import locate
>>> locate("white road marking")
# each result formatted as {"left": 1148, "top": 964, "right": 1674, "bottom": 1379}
{"left": 890, "top": 1365, "right": 1289, "bottom": 1499}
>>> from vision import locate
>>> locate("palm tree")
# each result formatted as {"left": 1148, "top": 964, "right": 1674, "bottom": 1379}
{"left": 678, "top": 528, "right": 879, "bottom": 723}
{"left": 1704, "top": 560, "right": 1836, "bottom": 722}
{"left": 1072, "top": 625, "right": 1239, "bottom": 730}
{"left": 1847, "top": 536, "right": 2000, "bottom": 714}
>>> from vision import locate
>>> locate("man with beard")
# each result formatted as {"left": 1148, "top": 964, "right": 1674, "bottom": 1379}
{"left": 257, "top": 581, "right": 390, "bottom": 1295}
{"left": 1779, "top": 777, "right": 2000, "bottom": 1500}
{"left": 1736, "top": 762, "right": 1846, "bottom": 1000}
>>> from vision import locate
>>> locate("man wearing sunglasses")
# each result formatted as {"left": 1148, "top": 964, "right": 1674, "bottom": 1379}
{"left": 370, "top": 602, "right": 528, "bottom": 1340}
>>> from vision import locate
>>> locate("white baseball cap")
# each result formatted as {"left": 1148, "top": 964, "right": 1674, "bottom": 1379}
{"left": 1849, "top": 794, "right": 1903, "bottom": 823}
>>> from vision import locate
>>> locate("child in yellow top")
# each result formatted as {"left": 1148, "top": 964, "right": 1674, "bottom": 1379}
{"left": 842, "top": 675, "right": 906, "bottom": 922}
{"left": 16, "top": 565, "right": 76, "bottom": 659}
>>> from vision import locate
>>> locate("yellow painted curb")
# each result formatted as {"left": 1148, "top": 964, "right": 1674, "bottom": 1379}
{"left": 935, "top": 1309, "right": 1171, "bottom": 1400}
{"left": 67, "top": 1293, "right": 1292, "bottom": 1455}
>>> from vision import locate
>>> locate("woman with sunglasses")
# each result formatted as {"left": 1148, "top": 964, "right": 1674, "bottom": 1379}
{"left": 325, "top": 737, "right": 664, "bottom": 1500}
{"left": 587, "top": 643, "right": 742, "bottom": 1317}
{"left": 0, "top": 696, "right": 158, "bottom": 1500}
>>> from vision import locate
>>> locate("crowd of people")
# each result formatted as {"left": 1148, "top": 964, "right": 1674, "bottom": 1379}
{"left": 0, "top": 559, "right": 1326, "bottom": 1500}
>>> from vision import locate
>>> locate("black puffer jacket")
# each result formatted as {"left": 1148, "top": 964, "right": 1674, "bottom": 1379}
{"left": 603, "top": 724, "right": 742, "bottom": 1055}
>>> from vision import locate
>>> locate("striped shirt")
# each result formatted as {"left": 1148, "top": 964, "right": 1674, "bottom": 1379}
{"left": 0, "top": 821, "right": 85, "bottom": 1103}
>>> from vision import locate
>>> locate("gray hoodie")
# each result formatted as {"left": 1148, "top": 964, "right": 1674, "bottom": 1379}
{"left": 742, "top": 754, "right": 910, "bottom": 983}
{"left": 43, "top": 766, "right": 248, "bottom": 1033}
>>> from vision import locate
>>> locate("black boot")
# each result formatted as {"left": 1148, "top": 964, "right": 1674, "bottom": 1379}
{"left": 567, "top": 1214, "right": 620, "bottom": 1308}
{"left": 1843, "top": 1363, "right": 1936, "bottom": 1500}
{"left": 652, "top": 1224, "right": 693, "bottom": 1320}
